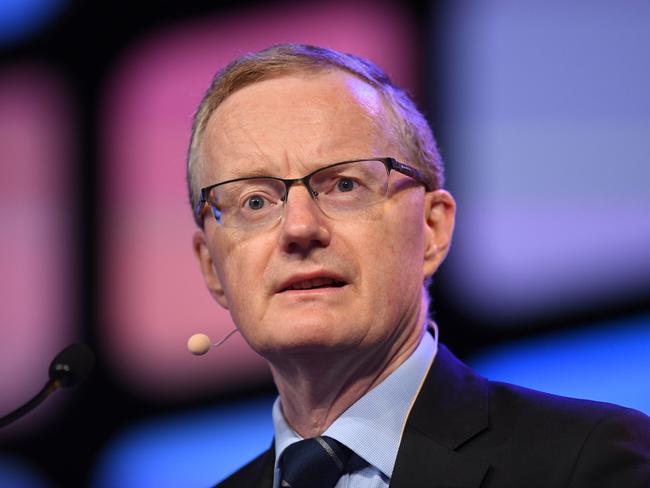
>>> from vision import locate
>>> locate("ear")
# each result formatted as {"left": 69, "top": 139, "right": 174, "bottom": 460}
{"left": 192, "top": 230, "right": 229, "bottom": 309}
{"left": 422, "top": 189, "right": 456, "bottom": 280}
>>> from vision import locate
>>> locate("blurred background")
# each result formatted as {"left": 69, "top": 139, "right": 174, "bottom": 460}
{"left": 0, "top": 0, "right": 648, "bottom": 486}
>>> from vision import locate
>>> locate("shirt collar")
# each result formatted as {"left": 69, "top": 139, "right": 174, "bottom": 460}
{"left": 272, "top": 329, "right": 437, "bottom": 479}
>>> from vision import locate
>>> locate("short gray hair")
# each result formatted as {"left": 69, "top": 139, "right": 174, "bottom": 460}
{"left": 187, "top": 43, "right": 445, "bottom": 227}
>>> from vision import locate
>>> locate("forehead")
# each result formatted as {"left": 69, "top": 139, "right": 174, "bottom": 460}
{"left": 200, "top": 71, "right": 396, "bottom": 181}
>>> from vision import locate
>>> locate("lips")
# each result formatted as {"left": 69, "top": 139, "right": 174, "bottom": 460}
{"left": 285, "top": 277, "right": 345, "bottom": 290}
{"left": 278, "top": 273, "right": 347, "bottom": 292}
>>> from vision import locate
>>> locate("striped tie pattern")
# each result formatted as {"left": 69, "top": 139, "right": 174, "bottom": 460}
{"left": 280, "top": 436, "right": 352, "bottom": 488}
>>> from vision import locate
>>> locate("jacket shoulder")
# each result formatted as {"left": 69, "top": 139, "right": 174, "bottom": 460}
{"left": 484, "top": 380, "right": 650, "bottom": 486}
{"left": 488, "top": 379, "right": 650, "bottom": 429}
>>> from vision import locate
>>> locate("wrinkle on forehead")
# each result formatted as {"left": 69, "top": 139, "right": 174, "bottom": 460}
{"left": 198, "top": 71, "right": 398, "bottom": 184}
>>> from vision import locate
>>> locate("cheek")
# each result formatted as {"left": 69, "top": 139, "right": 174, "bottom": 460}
{"left": 376, "top": 203, "right": 425, "bottom": 289}
{"left": 351, "top": 203, "right": 425, "bottom": 296}
{"left": 214, "top": 232, "right": 271, "bottom": 307}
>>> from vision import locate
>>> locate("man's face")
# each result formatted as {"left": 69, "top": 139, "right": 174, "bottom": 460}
{"left": 193, "top": 71, "right": 452, "bottom": 361}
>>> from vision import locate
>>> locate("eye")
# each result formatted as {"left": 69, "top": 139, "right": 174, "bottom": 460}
{"left": 246, "top": 195, "right": 267, "bottom": 210}
{"left": 336, "top": 178, "right": 356, "bottom": 192}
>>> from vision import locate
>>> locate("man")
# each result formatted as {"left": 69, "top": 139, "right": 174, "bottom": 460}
{"left": 189, "top": 44, "right": 650, "bottom": 487}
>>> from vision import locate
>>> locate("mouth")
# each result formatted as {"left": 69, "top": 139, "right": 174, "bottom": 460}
{"left": 278, "top": 275, "right": 347, "bottom": 293}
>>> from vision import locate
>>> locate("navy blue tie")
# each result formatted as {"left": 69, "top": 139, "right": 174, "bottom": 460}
{"left": 280, "top": 436, "right": 352, "bottom": 488}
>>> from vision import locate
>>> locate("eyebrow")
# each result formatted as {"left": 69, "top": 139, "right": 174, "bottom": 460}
{"left": 220, "top": 165, "right": 275, "bottom": 180}
{"left": 217, "top": 155, "right": 367, "bottom": 182}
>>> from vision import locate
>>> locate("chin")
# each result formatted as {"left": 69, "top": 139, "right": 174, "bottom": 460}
{"left": 257, "top": 324, "right": 360, "bottom": 357}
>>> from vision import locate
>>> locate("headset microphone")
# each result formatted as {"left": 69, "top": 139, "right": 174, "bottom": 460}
{"left": 187, "top": 329, "right": 239, "bottom": 355}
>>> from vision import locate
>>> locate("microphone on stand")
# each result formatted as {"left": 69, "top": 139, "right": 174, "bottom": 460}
{"left": 0, "top": 343, "right": 95, "bottom": 429}
{"left": 187, "top": 329, "right": 239, "bottom": 356}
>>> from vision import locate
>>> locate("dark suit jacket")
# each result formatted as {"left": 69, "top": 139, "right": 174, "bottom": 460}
{"left": 214, "top": 344, "right": 650, "bottom": 487}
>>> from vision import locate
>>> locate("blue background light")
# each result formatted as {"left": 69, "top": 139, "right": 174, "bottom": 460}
{"left": 91, "top": 396, "right": 275, "bottom": 488}
{"left": 0, "top": 454, "right": 50, "bottom": 488}
{"left": 0, "top": 0, "right": 67, "bottom": 46}
{"left": 468, "top": 315, "right": 650, "bottom": 415}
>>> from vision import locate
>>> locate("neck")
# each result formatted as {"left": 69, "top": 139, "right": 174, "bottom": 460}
{"left": 269, "top": 313, "right": 426, "bottom": 438}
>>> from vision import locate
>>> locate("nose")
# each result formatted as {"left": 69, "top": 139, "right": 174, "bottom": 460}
{"left": 278, "top": 184, "right": 331, "bottom": 254}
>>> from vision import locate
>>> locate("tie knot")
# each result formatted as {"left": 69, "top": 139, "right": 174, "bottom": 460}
{"left": 280, "top": 436, "right": 352, "bottom": 488}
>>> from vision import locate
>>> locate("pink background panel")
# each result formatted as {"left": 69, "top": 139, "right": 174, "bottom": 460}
{"left": 0, "top": 65, "right": 75, "bottom": 432}
{"left": 101, "top": 0, "right": 417, "bottom": 399}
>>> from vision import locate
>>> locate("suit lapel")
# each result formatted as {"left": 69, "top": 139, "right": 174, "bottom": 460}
{"left": 390, "top": 345, "right": 491, "bottom": 488}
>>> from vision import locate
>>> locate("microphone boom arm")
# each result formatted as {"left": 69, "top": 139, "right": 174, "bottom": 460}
{"left": 0, "top": 343, "right": 94, "bottom": 429}
{"left": 0, "top": 379, "right": 61, "bottom": 429}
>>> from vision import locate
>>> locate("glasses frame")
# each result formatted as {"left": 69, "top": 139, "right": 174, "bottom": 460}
{"left": 194, "top": 157, "right": 432, "bottom": 227}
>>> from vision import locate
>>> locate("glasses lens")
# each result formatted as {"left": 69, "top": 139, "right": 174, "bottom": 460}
{"left": 208, "top": 178, "right": 285, "bottom": 228}
{"left": 311, "top": 159, "right": 388, "bottom": 213}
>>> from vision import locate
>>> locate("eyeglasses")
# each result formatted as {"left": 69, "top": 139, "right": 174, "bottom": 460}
{"left": 195, "top": 157, "right": 431, "bottom": 229}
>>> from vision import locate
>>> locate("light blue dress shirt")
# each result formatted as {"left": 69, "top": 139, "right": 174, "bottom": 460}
{"left": 272, "top": 330, "right": 437, "bottom": 488}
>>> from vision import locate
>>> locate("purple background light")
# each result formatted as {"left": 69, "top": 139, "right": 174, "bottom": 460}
{"left": 442, "top": 1, "right": 650, "bottom": 321}
{"left": 0, "top": 65, "right": 75, "bottom": 430}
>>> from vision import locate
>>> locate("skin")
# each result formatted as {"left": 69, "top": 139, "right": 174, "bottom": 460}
{"left": 193, "top": 70, "right": 455, "bottom": 437}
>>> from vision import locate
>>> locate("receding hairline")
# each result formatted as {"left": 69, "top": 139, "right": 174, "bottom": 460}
{"left": 194, "top": 64, "right": 384, "bottom": 148}
{"left": 191, "top": 66, "right": 400, "bottom": 187}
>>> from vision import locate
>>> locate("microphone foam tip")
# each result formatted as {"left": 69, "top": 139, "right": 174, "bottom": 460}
{"left": 187, "top": 333, "right": 212, "bottom": 355}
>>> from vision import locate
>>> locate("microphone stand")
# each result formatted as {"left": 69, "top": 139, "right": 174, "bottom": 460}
{"left": 0, "top": 379, "right": 61, "bottom": 429}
